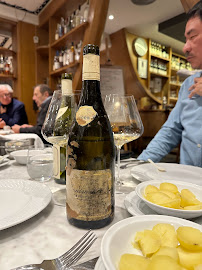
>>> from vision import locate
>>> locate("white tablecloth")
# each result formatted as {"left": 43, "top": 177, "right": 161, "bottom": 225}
{"left": 0, "top": 133, "right": 44, "bottom": 148}
{"left": 0, "top": 160, "right": 137, "bottom": 270}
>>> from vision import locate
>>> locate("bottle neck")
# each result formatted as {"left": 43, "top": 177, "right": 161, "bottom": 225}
{"left": 61, "top": 79, "right": 72, "bottom": 95}
{"left": 81, "top": 80, "right": 102, "bottom": 105}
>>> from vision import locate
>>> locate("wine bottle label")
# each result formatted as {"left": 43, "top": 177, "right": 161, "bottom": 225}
{"left": 56, "top": 106, "right": 68, "bottom": 119}
{"left": 61, "top": 79, "right": 72, "bottom": 95}
{"left": 66, "top": 169, "right": 113, "bottom": 221}
{"left": 82, "top": 54, "right": 100, "bottom": 80}
{"left": 76, "top": 105, "right": 97, "bottom": 126}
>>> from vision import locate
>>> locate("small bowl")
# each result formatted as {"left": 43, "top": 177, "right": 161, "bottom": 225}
{"left": 135, "top": 180, "right": 202, "bottom": 219}
{"left": 101, "top": 215, "right": 202, "bottom": 270}
{"left": 10, "top": 149, "right": 29, "bottom": 165}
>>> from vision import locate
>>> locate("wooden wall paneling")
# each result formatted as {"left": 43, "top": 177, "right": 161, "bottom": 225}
{"left": 17, "top": 21, "right": 37, "bottom": 125}
{"left": 180, "top": 0, "right": 200, "bottom": 12}
{"left": 73, "top": 0, "right": 110, "bottom": 90}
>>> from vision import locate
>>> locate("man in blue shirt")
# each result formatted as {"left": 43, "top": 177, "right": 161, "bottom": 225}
{"left": 0, "top": 84, "right": 28, "bottom": 128}
{"left": 138, "top": 1, "right": 202, "bottom": 167}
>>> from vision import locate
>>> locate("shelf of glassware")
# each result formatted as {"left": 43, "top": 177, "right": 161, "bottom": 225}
{"left": 50, "top": 61, "right": 79, "bottom": 76}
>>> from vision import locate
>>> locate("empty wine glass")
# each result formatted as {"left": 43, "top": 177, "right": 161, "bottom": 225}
{"left": 41, "top": 90, "right": 79, "bottom": 205}
{"left": 104, "top": 94, "right": 144, "bottom": 193}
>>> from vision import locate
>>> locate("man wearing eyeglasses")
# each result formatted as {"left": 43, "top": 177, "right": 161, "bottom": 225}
{"left": 0, "top": 84, "right": 28, "bottom": 129}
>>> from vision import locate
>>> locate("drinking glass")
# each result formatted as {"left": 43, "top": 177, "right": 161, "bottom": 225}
{"left": 41, "top": 90, "right": 80, "bottom": 205}
{"left": 104, "top": 94, "right": 144, "bottom": 192}
{"left": 27, "top": 145, "right": 53, "bottom": 182}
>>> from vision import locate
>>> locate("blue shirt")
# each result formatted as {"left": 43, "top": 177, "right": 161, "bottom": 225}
{"left": 138, "top": 71, "right": 202, "bottom": 167}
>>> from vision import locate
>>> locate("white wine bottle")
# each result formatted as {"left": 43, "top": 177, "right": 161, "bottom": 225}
{"left": 66, "top": 44, "right": 115, "bottom": 229}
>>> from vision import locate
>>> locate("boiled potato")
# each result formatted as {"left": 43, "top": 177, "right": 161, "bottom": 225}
{"left": 147, "top": 255, "right": 182, "bottom": 270}
{"left": 144, "top": 185, "right": 159, "bottom": 196}
{"left": 194, "top": 265, "right": 202, "bottom": 270}
{"left": 180, "top": 189, "right": 201, "bottom": 208}
{"left": 177, "top": 227, "right": 202, "bottom": 251}
{"left": 145, "top": 192, "right": 171, "bottom": 205}
{"left": 119, "top": 253, "right": 150, "bottom": 270}
{"left": 160, "top": 190, "right": 177, "bottom": 199}
{"left": 184, "top": 205, "right": 202, "bottom": 210}
{"left": 159, "top": 182, "right": 179, "bottom": 194}
{"left": 152, "top": 246, "right": 179, "bottom": 262}
{"left": 135, "top": 229, "right": 161, "bottom": 256}
{"left": 177, "top": 246, "right": 202, "bottom": 270}
{"left": 161, "top": 198, "right": 181, "bottom": 209}
{"left": 152, "top": 223, "right": 178, "bottom": 248}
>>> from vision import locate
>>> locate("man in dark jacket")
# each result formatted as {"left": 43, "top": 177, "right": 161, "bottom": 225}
{"left": 12, "top": 84, "right": 52, "bottom": 142}
{"left": 0, "top": 84, "right": 28, "bottom": 128}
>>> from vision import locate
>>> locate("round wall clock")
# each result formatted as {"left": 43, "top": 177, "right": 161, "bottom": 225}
{"left": 133, "top": 37, "right": 148, "bottom": 57}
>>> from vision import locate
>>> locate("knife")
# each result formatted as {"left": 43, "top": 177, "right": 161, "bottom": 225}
{"left": 69, "top": 257, "right": 99, "bottom": 270}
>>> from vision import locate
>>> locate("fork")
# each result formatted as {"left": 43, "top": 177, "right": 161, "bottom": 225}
{"left": 13, "top": 230, "right": 97, "bottom": 270}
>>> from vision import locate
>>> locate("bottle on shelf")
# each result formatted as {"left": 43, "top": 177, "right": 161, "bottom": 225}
{"left": 72, "top": 11, "right": 76, "bottom": 28}
{"left": 53, "top": 52, "right": 60, "bottom": 71}
{"left": 53, "top": 73, "right": 74, "bottom": 184}
{"left": 66, "top": 44, "right": 115, "bottom": 229}
{"left": 0, "top": 54, "right": 4, "bottom": 74}
{"left": 83, "top": 0, "right": 90, "bottom": 22}
{"left": 59, "top": 50, "right": 63, "bottom": 68}
{"left": 4, "top": 57, "right": 10, "bottom": 75}
{"left": 55, "top": 25, "right": 59, "bottom": 41}
{"left": 75, "top": 5, "right": 81, "bottom": 27}
{"left": 69, "top": 42, "right": 75, "bottom": 63}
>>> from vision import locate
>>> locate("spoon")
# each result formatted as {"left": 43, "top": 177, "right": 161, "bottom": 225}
{"left": 147, "top": 158, "right": 166, "bottom": 172}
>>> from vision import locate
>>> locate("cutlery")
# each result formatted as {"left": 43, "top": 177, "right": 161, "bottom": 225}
{"left": 120, "top": 160, "right": 148, "bottom": 169}
{"left": 69, "top": 257, "right": 99, "bottom": 269}
{"left": 12, "top": 230, "right": 97, "bottom": 270}
{"left": 0, "top": 154, "right": 9, "bottom": 164}
{"left": 147, "top": 158, "right": 166, "bottom": 172}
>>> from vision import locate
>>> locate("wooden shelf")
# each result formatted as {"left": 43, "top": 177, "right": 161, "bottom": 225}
{"left": 150, "top": 54, "right": 170, "bottom": 62}
{"left": 51, "top": 22, "right": 88, "bottom": 49}
{"left": 50, "top": 61, "right": 79, "bottom": 76}
{"left": 170, "top": 97, "right": 178, "bottom": 101}
{"left": 150, "top": 71, "right": 169, "bottom": 78}
{"left": 0, "top": 74, "right": 16, "bottom": 79}
{"left": 170, "top": 82, "right": 180, "bottom": 87}
{"left": 0, "top": 47, "right": 16, "bottom": 57}
{"left": 36, "top": 45, "right": 49, "bottom": 56}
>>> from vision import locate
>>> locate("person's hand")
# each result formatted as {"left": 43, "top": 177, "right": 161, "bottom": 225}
{"left": 0, "top": 106, "right": 6, "bottom": 114}
{"left": 188, "top": 76, "right": 202, "bottom": 98}
{"left": 0, "top": 119, "right": 6, "bottom": 129}
{"left": 12, "top": 124, "right": 21, "bottom": 133}
{"left": 21, "top": 124, "right": 33, "bottom": 128}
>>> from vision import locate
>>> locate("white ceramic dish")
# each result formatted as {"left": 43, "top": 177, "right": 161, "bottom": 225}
{"left": 95, "top": 257, "right": 105, "bottom": 270}
{"left": 0, "top": 159, "right": 10, "bottom": 168}
{"left": 10, "top": 149, "right": 29, "bottom": 165}
{"left": 101, "top": 215, "right": 202, "bottom": 270}
{"left": 0, "top": 179, "right": 52, "bottom": 230}
{"left": 124, "top": 191, "right": 157, "bottom": 216}
{"left": 136, "top": 180, "right": 202, "bottom": 219}
{"left": 130, "top": 163, "right": 202, "bottom": 185}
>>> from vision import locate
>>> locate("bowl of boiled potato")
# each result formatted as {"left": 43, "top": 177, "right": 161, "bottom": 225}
{"left": 101, "top": 215, "right": 202, "bottom": 270}
{"left": 135, "top": 180, "right": 202, "bottom": 219}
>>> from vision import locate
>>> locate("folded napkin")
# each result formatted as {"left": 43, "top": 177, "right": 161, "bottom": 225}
{"left": 0, "top": 133, "right": 44, "bottom": 148}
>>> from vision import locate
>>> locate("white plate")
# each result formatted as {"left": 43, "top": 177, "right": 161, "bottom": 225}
{"left": 0, "top": 179, "right": 52, "bottom": 230}
{"left": 0, "top": 130, "right": 14, "bottom": 135}
{"left": 95, "top": 257, "right": 106, "bottom": 270}
{"left": 0, "top": 158, "right": 10, "bottom": 168}
{"left": 124, "top": 191, "right": 157, "bottom": 216}
{"left": 136, "top": 180, "right": 202, "bottom": 219}
{"left": 130, "top": 163, "right": 202, "bottom": 185}
{"left": 101, "top": 215, "right": 202, "bottom": 270}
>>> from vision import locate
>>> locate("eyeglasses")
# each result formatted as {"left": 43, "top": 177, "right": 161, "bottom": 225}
{"left": 0, "top": 93, "right": 11, "bottom": 98}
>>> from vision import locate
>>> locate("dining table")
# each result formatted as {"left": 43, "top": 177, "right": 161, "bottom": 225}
{"left": 0, "top": 157, "right": 202, "bottom": 270}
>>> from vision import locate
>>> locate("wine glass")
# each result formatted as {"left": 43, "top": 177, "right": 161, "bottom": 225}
{"left": 104, "top": 94, "right": 144, "bottom": 193}
{"left": 41, "top": 90, "right": 79, "bottom": 205}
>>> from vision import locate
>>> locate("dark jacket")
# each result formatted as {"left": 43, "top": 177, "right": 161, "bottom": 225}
{"left": 20, "top": 96, "right": 52, "bottom": 142}
{"left": 0, "top": 98, "right": 28, "bottom": 126}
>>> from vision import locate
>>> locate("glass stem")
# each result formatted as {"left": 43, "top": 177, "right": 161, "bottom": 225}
{"left": 116, "top": 146, "right": 121, "bottom": 186}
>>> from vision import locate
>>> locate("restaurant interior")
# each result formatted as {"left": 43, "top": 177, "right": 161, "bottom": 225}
{"left": 0, "top": 0, "right": 202, "bottom": 270}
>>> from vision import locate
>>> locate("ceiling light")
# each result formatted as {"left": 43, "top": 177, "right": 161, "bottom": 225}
{"left": 109, "top": 14, "right": 114, "bottom": 20}
{"left": 131, "top": 0, "right": 156, "bottom": 5}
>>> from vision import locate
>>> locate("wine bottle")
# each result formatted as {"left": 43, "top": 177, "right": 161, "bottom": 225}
{"left": 66, "top": 44, "right": 115, "bottom": 229}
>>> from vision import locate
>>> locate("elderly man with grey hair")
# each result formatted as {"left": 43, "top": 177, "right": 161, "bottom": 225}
{"left": 0, "top": 84, "right": 28, "bottom": 129}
